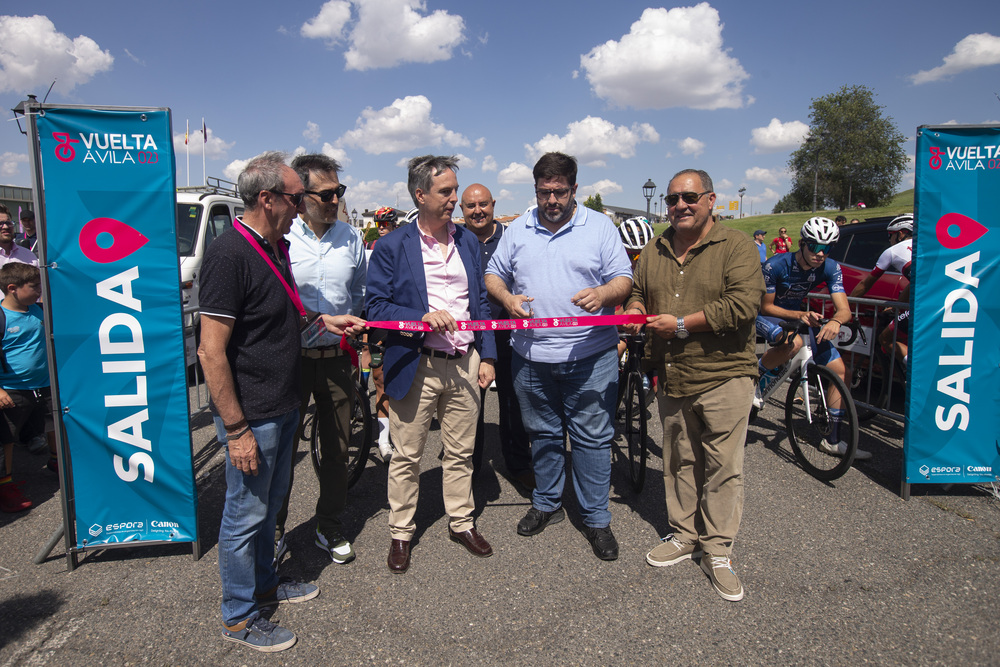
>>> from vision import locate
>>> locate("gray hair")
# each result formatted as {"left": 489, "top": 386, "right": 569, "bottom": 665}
{"left": 238, "top": 151, "right": 289, "bottom": 210}
{"left": 407, "top": 155, "right": 459, "bottom": 206}
{"left": 670, "top": 169, "right": 713, "bottom": 193}
{"left": 291, "top": 153, "right": 342, "bottom": 189}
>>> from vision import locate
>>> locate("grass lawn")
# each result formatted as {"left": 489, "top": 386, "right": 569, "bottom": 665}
{"left": 650, "top": 189, "right": 915, "bottom": 238}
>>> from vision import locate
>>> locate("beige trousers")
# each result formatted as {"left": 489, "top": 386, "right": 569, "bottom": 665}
{"left": 657, "top": 376, "right": 753, "bottom": 556}
{"left": 387, "top": 349, "right": 481, "bottom": 540}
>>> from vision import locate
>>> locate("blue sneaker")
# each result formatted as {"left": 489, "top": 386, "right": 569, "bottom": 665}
{"left": 222, "top": 615, "right": 296, "bottom": 652}
{"left": 257, "top": 579, "right": 320, "bottom": 607}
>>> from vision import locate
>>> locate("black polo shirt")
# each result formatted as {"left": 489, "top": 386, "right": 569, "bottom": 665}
{"left": 478, "top": 221, "right": 508, "bottom": 320}
{"left": 199, "top": 224, "right": 302, "bottom": 420}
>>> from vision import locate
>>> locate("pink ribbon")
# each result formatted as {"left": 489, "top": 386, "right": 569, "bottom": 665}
{"left": 365, "top": 313, "right": 648, "bottom": 332}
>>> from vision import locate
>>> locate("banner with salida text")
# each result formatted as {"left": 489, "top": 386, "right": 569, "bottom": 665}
{"left": 908, "top": 124, "right": 1000, "bottom": 486}
{"left": 37, "top": 107, "right": 197, "bottom": 547}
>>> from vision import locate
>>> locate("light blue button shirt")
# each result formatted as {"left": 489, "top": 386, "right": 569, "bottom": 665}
{"left": 485, "top": 203, "right": 632, "bottom": 363}
{"left": 287, "top": 217, "right": 367, "bottom": 348}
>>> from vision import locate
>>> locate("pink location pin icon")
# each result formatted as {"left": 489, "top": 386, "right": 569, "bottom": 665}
{"left": 936, "top": 213, "right": 987, "bottom": 250}
{"left": 79, "top": 217, "right": 149, "bottom": 263}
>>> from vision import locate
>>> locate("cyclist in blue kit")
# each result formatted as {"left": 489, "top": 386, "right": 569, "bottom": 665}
{"left": 754, "top": 217, "right": 870, "bottom": 460}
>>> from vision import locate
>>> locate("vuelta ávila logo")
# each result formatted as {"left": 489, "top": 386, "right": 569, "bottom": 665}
{"left": 928, "top": 143, "right": 1000, "bottom": 171}
{"left": 52, "top": 130, "right": 160, "bottom": 165}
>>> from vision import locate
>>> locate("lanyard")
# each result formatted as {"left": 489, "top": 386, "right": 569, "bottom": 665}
{"left": 233, "top": 218, "right": 307, "bottom": 319}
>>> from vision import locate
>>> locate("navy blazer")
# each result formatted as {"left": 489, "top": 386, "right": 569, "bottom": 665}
{"left": 366, "top": 222, "right": 497, "bottom": 401}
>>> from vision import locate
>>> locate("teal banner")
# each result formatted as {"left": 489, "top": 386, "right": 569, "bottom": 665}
{"left": 36, "top": 107, "right": 197, "bottom": 546}
{"left": 908, "top": 125, "right": 1000, "bottom": 485}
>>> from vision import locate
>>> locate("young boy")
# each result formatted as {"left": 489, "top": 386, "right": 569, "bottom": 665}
{"left": 0, "top": 262, "right": 55, "bottom": 513}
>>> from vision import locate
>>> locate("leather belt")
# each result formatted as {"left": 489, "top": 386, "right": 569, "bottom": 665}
{"left": 302, "top": 346, "right": 345, "bottom": 359}
{"left": 421, "top": 347, "right": 465, "bottom": 360}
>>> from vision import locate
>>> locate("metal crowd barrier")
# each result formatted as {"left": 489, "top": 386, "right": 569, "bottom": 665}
{"left": 182, "top": 306, "right": 210, "bottom": 414}
{"left": 807, "top": 293, "right": 907, "bottom": 423}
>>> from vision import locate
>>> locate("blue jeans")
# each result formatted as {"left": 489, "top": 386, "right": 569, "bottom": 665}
{"left": 512, "top": 347, "right": 617, "bottom": 528}
{"left": 215, "top": 408, "right": 298, "bottom": 626}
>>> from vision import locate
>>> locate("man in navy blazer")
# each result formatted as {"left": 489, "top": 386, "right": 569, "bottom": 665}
{"left": 366, "top": 155, "right": 496, "bottom": 574}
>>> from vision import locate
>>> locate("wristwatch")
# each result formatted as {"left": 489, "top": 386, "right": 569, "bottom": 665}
{"left": 675, "top": 317, "right": 689, "bottom": 339}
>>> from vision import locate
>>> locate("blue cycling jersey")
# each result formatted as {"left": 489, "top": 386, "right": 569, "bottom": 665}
{"left": 762, "top": 252, "right": 844, "bottom": 310}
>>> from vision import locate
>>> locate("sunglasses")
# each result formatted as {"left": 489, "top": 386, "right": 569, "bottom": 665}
{"left": 665, "top": 191, "right": 711, "bottom": 206}
{"left": 535, "top": 188, "right": 572, "bottom": 200}
{"left": 804, "top": 242, "right": 834, "bottom": 254}
{"left": 269, "top": 190, "right": 305, "bottom": 207}
{"left": 306, "top": 184, "right": 348, "bottom": 202}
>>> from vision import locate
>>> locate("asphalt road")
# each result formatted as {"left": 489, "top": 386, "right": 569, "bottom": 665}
{"left": 1, "top": 387, "right": 998, "bottom": 666}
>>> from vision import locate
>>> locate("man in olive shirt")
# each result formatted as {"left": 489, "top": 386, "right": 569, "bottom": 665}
{"left": 624, "top": 168, "right": 763, "bottom": 602}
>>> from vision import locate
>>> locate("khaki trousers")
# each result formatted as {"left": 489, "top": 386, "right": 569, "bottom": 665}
{"left": 657, "top": 376, "right": 753, "bottom": 556}
{"left": 387, "top": 349, "right": 480, "bottom": 541}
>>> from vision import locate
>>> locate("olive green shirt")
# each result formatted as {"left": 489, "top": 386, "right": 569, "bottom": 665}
{"left": 626, "top": 221, "right": 764, "bottom": 398}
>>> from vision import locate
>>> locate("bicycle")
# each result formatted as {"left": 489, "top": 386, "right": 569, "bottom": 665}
{"left": 752, "top": 319, "right": 860, "bottom": 481}
{"left": 616, "top": 329, "right": 651, "bottom": 493}
{"left": 303, "top": 338, "right": 382, "bottom": 489}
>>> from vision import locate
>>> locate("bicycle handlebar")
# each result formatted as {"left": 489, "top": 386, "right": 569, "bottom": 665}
{"left": 772, "top": 319, "right": 858, "bottom": 347}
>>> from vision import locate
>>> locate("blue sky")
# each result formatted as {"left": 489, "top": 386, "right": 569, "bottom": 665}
{"left": 2, "top": 0, "right": 999, "bottom": 217}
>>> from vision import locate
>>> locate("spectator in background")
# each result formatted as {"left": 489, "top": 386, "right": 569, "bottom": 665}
{"left": 835, "top": 215, "right": 847, "bottom": 227}
{"left": 17, "top": 210, "right": 38, "bottom": 253}
{"left": 0, "top": 205, "right": 38, "bottom": 268}
{"left": 753, "top": 229, "right": 767, "bottom": 264}
{"left": 770, "top": 227, "right": 791, "bottom": 255}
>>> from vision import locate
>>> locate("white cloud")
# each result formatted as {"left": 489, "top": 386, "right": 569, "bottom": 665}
{"left": 292, "top": 145, "right": 307, "bottom": 157}
{"left": 578, "top": 4, "right": 749, "bottom": 110}
{"left": 123, "top": 48, "right": 143, "bottom": 66}
{"left": 481, "top": 155, "right": 497, "bottom": 172}
{"left": 394, "top": 157, "right": 410, "bottom": 168}
{"left": 304, "top": 121, "right": 321, "bottom": 143}
{"left": 525, "top": 116, "right": 659, "bottom": 163}
{"left": 744, "top": 166, "right": 785, "bottom": 185}
{"left": 474, "top": 137, "right": 486, "bottom": 152}
{"left": 455, "top": 153, "right": 476, "bottom": 170}
{"left": 578, "top": 179, "right": 623, "bottom": 198}
{"left": 302, "top": 0, "right": 466, "bottom": 71}
{"left": 340, "top": 95, "right": 468, "bottom": 155}
{"left": 496, "top": 189, "right": 513, "bottom": 201}
{"left": 0, "top": 152, "right": 27, "bottom": 177}
{"left": 760, "top": 188, "right": 780, "bottom": 200}
{"left": 223, "top": 159, "right": 250, "bottom": 181}
{"left": 321, "top": 142, "right": 352, "bottom": 167}
{"left": 750, "top": 118, "right": 810, "bottom": 153}
{"left": 910, "top": 33, "right": 1000, "bottom": 84}
{"left": 586, "top": 160, "right": 607, "bottom": 169}
{"left": 301, "top": 1, "right": 352, "bottom": 42}
{"left": 344, "top": 178, "right": 410, "bottom": 211}
{"left": 716, "top": 178, "right": 733, "bottom": 190}
{"left": 679, "top": 137, "right": 705, "bottom": 157}
{"left": 0, "top": 15, "right": 113, "bottom": 93}
{"left": 172, "top": 126, "right": 235, "bottom": 160}
{"left": 497, "top": 162, "right": 533, "bottom": 185}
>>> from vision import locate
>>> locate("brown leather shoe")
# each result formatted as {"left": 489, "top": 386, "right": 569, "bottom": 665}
{"left": 449, "top": 527, "right": 493, "bottom": 557}
{"left": 387, "top": 539, "right": 410, "bottom": 573}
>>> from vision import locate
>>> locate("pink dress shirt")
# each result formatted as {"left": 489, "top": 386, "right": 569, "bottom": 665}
{"left": 417, "top": 222, "right": 474, "bottom": 355}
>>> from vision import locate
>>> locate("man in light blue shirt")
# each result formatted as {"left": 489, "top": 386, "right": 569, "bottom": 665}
{"left": 276, "top": 154, "right": 366, "bottom": 567}
{"left": 485, "top": 152, "right": 632, "bottom": 561}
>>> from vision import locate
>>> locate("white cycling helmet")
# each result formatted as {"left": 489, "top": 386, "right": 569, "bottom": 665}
{"left": 619, "top": 217, "right": 654, "bottom": 251}
{"left": 801, "top": 217, "right": 840, "bottom": 244}
{"left": 886, "top": 213, "right": 914, "bottom": 233}
{"left": 402, "top": 207, "right": 419, "bottom": 225}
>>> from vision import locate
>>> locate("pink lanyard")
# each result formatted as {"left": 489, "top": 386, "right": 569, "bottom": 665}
{"left": 233, "top": 218, "right": 307, "bottom": 319}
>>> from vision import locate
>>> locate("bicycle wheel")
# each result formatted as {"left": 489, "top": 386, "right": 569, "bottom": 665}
{"left": 624, "top": 371, "right": 647, "bottom": 493}
{"left": 784, "top": 364, "right": 859, "bottom": 481}
{"left": 310, "top": 382, "right": 374, "bottom": 489}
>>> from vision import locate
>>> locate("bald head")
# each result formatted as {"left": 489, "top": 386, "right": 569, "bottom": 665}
{"left": 460, "top": 183, "right": 496, "bottom": 241}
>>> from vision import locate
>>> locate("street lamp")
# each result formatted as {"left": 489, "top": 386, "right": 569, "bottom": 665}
{"left": 351, "top": 208, "right": 358, "bottom": 227}
{"left": 659, "top": 193, "right": 665, "bottom": 221}
{"left": 847, "top": 161, "right": 861, "bottom": 210}
{"left": 738, "top": 186, "right": 746, "bottom": 219}
{"left": 642, "top": 178, "right": 656, "bottom": 221}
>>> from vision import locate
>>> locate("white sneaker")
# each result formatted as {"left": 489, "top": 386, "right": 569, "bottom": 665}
{"left": 819, "top": 440, "right": 872, "bottom": 460}
{"left": 378, "top": 440, "right": 394, "bottom": 464}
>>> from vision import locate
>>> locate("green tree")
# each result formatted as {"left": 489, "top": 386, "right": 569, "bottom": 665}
{"left": 583, "top": 193, "right": 604, "bottom": 213}
{"left": 772, "top": 191, "right": 808, "bottom": 214}
{"left": 785, "top": 84, "right": 908, "bottom": 210}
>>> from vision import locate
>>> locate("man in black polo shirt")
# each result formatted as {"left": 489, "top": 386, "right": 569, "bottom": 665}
{"left": 198, "top": 151, "right": 363, "bottom": 652}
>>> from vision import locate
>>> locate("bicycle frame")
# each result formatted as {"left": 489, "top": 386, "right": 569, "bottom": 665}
{"left": 758, "top": 328, "right": 832, "bottom": 427}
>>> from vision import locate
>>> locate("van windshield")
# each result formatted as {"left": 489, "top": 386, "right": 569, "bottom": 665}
{"left": 176, "top": 203, "right": 203, "bottom": 256}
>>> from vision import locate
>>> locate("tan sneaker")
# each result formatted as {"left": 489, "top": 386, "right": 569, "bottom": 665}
{"left": 700, "top": 554, "right": 744, "bottom": 601}
{"left": 645, "top": 535, "right": 702, "bottom": 567}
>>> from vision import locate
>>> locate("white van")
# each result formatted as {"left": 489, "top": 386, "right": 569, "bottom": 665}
{"left": 175, "top": 178, "right": 243, "bottom": 363}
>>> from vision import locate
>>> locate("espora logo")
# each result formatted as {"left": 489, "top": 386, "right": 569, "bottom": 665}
{"left": 78, "top": 217, "right": 158, "bottom": 484}
{"left": 928, "top": 144, "right": 1000, "bottom": 171}
{"left": 933, "top": 213, "right": 987, "bottom": 433}
{"left": 53, "top": 130, "right": 160, "bottom": 165}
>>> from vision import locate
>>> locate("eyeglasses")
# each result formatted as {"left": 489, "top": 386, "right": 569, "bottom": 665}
{"left": 306, "top": 184, "right": 348, "bottom": 202}
{"left": 535, "top": 188, "right": 572, "bottom": 200}
{"left": 269, "top": 190, "right": 305, "bottom": 207}
{"left": 804, "top": 242, "right": 834, "bottom": 254}
{"left": 665, "top": 191, "right": 711, "bottom": 207}
{"left": 0, "top": 221, "right": 13, "bottom": 228}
